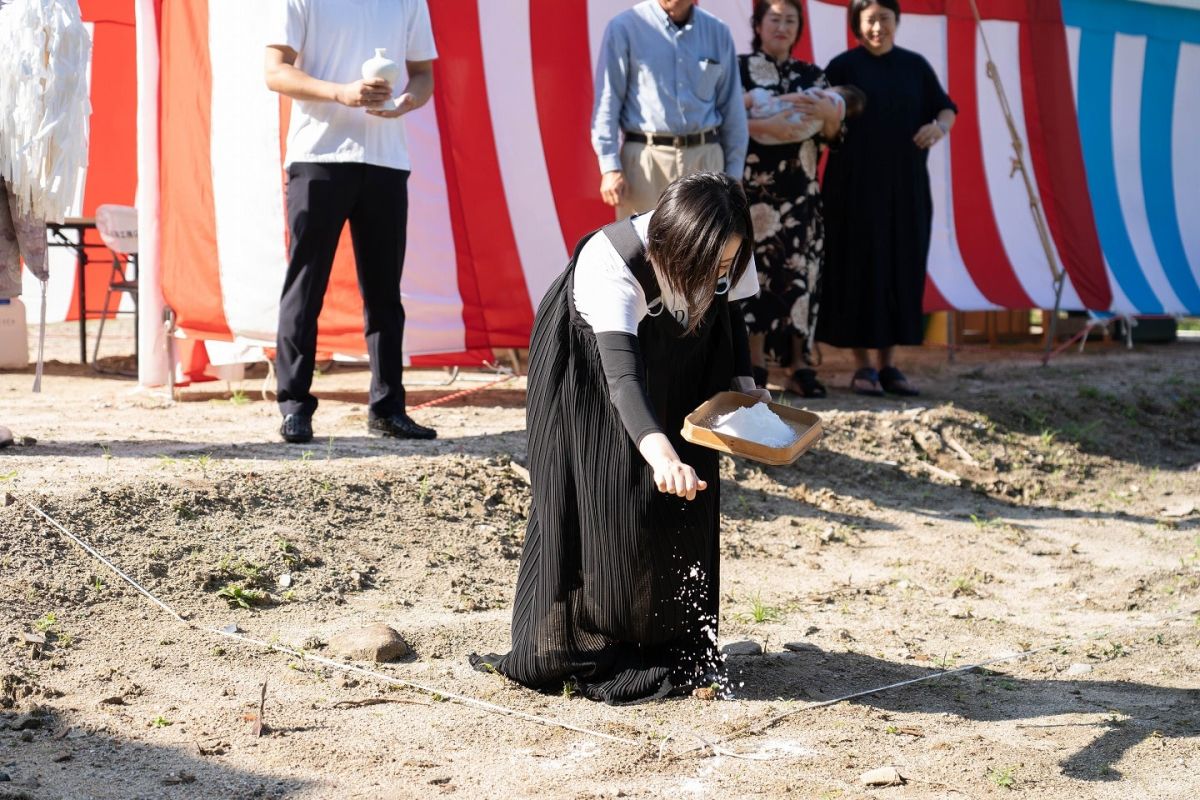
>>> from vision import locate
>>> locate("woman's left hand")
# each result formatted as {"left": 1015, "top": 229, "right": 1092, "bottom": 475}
{"left": 913, "top": 122, "right": 946, "bottom": 149}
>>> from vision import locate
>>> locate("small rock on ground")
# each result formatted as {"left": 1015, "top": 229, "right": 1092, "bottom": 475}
{"left": 720, "top": 640, "right": 763, "bottom": 656}
{"left": 1065, "top": 662, "right": 1093, "bottom": 676}
{"left": 861, "top": 766, "right": 905, "bottom": 786}
{"left": 329, "top": 623, "right": 411, "bottom": 663}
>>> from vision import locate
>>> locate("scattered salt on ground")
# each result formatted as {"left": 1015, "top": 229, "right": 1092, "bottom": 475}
{"left": 712, "top": 403, "right": 796, "bottom": 447}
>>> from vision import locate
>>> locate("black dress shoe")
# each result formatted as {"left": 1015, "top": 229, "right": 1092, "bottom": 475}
{"left": 280, "top": 414, "right": 313, "bottom": 443}
{"left": 367, "top": 412, "right": 437, "bottom": 440}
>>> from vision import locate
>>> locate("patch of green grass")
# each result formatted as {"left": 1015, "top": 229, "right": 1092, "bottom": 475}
{"left": 216, "top": 584, "right": 264, "bottom": 609}
{"left": 277, "top": 539, "right": 300, "bottom": 567}
{"left": 744, "top": 594, "right": 781, "bottom": 624}
{"left": 951, "top": 575, "right": 977, "bottom": 597}
{"left": 90, "top": 575, "right": 104, "bottom": 593}
{"left": 561, "top": 681, "right": 576, "bottom": 699}
{"left": 172, "top": 502, "right": 198, "bottom": 522}
{"left": 0, "top": 469, "right": 18, "bottom": 482}
{"left": 988, "top": 766, "right": 1016, "bottom": 789}
{"left": 1061, "top": 420, "right": 1102, "bottom": 448}
{"left": 228, "top": 389, "right": 249, "bottom": 406}
{"left": 969, "top": 514, "right": 1003, "bottom": 531}
{"left": 33, "top": 612, "right": 58, "bottom": 633}
{"left": 418, "top": 475, "right": 431, "bottom": 505}
{"left": 151, "top": 715, "right": 172, "bottom": 728}
{"left": 217, "top": 555, "right": 263, "bottom": 582}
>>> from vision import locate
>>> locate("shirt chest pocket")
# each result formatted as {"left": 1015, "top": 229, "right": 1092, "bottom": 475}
{"left": 690, "top": 57, "right": 724, "bottom": 102}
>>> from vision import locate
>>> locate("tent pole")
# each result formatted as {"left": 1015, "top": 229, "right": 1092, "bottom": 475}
{"left": 946, "top": 310, "right": 955, "bottom": 364}
{"left": 1042, "top": 272, "right": 1066, "bottom": 366}
{"left": 968, "top": 0, "right": 1064, "bottom": 365}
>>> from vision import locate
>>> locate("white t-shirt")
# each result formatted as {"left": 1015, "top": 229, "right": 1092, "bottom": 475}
{"left": 573, "top": 212, "right": 759, "bottom": 334}
{"left": 270, "top": 0, "right": 438, "bottom": 170}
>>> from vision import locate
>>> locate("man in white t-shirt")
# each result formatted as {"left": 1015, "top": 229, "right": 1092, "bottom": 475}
{"left": 266, "top": 0, "right": 438, "bottom": 443}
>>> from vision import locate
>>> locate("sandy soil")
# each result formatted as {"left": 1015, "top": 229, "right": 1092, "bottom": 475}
{"left": 1, "top": 323, "right": 1198, "bottom": 799}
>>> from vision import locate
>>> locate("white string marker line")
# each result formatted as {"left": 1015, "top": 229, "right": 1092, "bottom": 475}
{"left": 20, "top": 498, "right": 643, "bottom": 748}
{"left": 680, "top": 609, "right": 1199, "bottom": 755}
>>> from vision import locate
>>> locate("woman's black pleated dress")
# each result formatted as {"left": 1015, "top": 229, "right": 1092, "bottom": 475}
{"left": 473, "top": 219, "right": 735, "bottom": 704}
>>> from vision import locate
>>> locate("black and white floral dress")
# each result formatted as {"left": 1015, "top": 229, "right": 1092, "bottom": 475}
{"left": 738, "top": 50, "right": 828, "bottom": 367}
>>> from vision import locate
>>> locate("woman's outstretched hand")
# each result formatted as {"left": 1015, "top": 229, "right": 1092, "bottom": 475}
{"left": 638, "top": 433, "right": 708, "bottom": 501}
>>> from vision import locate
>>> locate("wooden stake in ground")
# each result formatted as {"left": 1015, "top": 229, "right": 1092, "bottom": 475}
{"left": 247, "top": 680, "right": 267, "bottom": 737}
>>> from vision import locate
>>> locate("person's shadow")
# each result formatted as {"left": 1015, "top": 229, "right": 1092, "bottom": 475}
{"left": 0, "top": 706, "right": 311, "bottom": 797}
{"left": 725, "top": 644, "right": 1200, "bottom": 782}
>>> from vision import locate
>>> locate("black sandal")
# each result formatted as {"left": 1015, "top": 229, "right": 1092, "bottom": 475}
{"left": 752, "top": 365, "right": 769, "bottom": 389}
{"left": 851, "top": 367, "right": 884, "bottom": 396}
{"left": 788, "top": 368, "right": 827, "bottom": 398}
{"left": 879, "top": 366, "right": 920, "bottom": 396}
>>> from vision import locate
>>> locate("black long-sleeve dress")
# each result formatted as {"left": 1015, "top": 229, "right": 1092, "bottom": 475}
{"left": 472, "top": 219, "right": 740, "bottom": 704}
{"left": 816, "top": 46, "right": 957, "bottom": 349}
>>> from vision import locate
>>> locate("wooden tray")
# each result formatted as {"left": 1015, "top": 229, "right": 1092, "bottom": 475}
{"left": 681, "top": 391, "right": 823, "bottom": 466}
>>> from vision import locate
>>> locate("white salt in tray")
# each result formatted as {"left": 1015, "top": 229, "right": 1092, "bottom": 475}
{"left": 681, "top": 391, "right": 823, "bottom": 466}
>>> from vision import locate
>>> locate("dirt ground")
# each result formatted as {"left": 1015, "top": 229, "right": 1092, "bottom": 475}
{"left": 1, "top": 321, "right": 1198, "bottom": 799}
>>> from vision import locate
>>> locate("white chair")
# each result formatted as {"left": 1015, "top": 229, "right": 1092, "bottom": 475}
{"left": 93, "top": 204, "right": 139, "bottom": 371}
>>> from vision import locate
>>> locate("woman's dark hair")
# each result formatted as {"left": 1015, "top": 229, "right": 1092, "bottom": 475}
{"left": 750, "top": 0, "right": 805, "bottom": 53}
{"left": 848, "top": 0, "right": 900, "bottom": 40}
{"left": 647, "top": 173, "right": 753, "bottom": 334}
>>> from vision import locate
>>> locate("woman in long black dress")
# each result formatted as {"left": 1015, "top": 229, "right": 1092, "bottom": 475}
{"left": 816, "top": 0, "right": 956, "bottom": 396}
{"left": 473, "top": 174, "right": 769, "bottom": 704}
{"left": 739, "top": 0, "right": 843, "bottom": 398}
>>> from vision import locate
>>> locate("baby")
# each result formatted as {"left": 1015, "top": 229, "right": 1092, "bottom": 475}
{"left": 747, "top": 85, "right": 866, "bottom": 145}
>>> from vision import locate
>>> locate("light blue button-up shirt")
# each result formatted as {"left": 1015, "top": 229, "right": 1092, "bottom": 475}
{"left": 591, "top": 1, "right": 748, "bottom": 179}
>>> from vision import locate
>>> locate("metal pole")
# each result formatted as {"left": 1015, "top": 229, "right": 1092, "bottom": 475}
{"left": 946, "top": 310, "right": 956, "bottom": 364}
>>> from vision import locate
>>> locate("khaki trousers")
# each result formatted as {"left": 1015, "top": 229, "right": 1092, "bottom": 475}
{"left": 616, "top": 140, "right": 724, "bottom": 218}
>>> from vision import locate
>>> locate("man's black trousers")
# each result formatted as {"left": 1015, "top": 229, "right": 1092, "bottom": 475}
{"left": 276, "top": 162, "right": 409, "bottom": 419}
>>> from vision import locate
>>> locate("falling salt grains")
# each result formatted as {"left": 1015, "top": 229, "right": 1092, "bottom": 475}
{"left": 712, "top": 403, "right": 796, "bottom": 447}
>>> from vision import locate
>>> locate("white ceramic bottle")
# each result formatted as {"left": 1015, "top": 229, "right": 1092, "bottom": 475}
{"left": 361, "top": 48, "right": 400, "bottom": 111}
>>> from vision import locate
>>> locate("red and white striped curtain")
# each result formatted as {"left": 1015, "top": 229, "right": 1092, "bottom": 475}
{"left": 113, "top": 0, "right": 1194, "bottom": 384}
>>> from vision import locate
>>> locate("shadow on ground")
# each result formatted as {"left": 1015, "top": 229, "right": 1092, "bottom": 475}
{"left": 726, "top": 644, "right": 1200, "bottom": 782}
{"left": 0, "top": 707, "right": 309, "bottom": 799}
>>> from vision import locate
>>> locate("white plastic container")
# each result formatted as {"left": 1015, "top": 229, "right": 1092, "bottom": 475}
{"left": 0, "top": 297, "right": 30, "bottom": 368}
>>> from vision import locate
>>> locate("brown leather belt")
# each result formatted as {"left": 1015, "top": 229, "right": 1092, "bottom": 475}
{"left": 623, "top": 128, "right": 719, "bottom": 148}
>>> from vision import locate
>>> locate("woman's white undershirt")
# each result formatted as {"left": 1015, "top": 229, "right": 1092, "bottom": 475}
{"left": 572, "top": 212, "right": 759, "bottom": 334}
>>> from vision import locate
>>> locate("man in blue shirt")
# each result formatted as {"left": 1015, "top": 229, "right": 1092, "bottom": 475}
{"left": 591, "top": 0, "right": 748, "bottom": 218}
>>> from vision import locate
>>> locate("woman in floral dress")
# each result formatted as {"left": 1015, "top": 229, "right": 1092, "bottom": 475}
{"left": 739, "top": 0, "right": 843, "bottom": 397}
